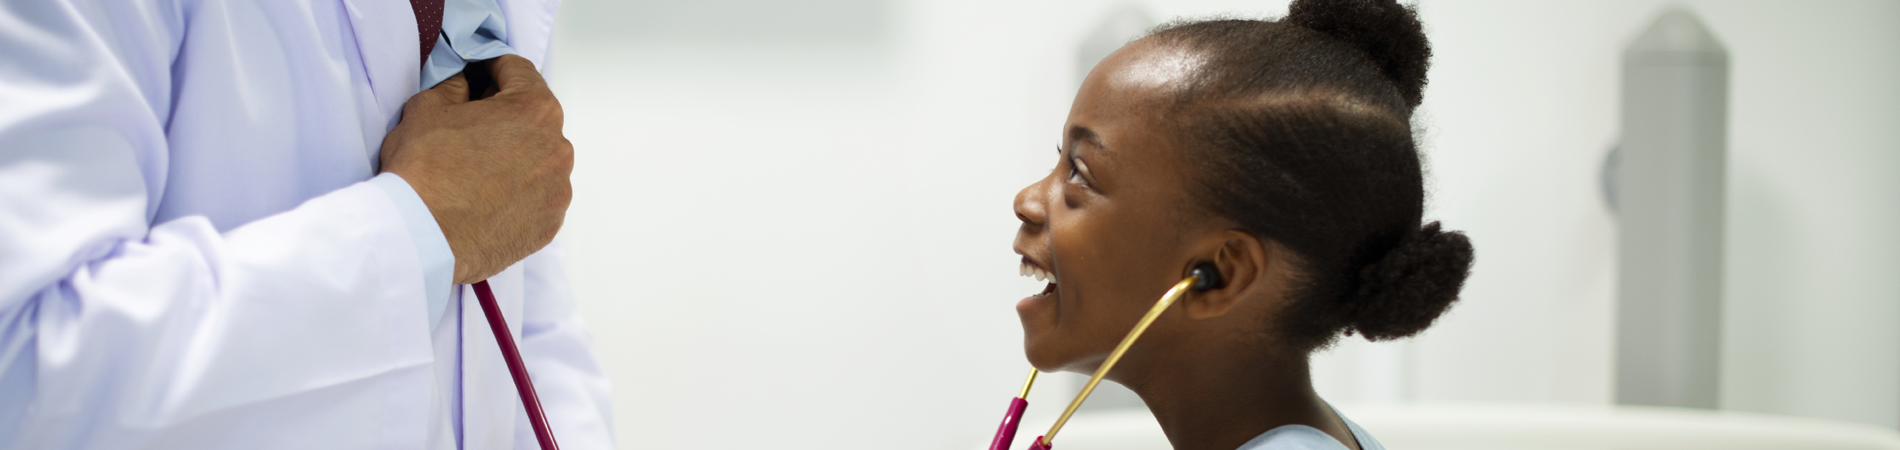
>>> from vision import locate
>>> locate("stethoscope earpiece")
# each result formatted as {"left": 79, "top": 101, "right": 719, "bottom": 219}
{"left": 1189, "top": 262, "right": 1224, "bottom": 291}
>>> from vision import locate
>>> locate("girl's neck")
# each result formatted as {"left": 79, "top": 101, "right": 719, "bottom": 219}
{"left": 1123, "top": 353, "right": 1359, "bottom": 450}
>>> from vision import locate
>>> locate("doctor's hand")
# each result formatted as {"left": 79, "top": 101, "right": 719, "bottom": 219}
{"left": 379, "top": 55, "right": 573, "bottom": 284}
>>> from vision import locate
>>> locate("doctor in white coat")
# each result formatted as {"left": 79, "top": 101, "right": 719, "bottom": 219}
{"left": 0, "top": 0, "right": 613, "bottom": 448}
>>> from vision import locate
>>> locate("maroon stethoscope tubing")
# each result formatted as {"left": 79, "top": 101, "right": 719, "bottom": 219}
{"left": 472, "top": 280, "right": 560, "bottom": 450}
{"left": 459, "top": 59, "right": 557, "bottom": 449}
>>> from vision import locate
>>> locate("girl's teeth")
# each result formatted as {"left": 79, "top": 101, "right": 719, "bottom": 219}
{"left": 1019, "top": 261, "right": 1058, "bottom": 284}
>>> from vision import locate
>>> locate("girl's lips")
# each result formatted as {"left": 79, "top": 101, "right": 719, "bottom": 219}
{"left": 1018, "top": 282, "right": 1057, "bottom": 310}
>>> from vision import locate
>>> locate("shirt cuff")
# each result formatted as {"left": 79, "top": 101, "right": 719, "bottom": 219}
{"left": 369, "top": 172, "right": 456, "bottom": 330}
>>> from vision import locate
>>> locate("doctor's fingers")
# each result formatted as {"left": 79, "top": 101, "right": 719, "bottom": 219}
{"left": 403, "top": 72, "right": 473, "bottom": 117}
{"left": 483, "top": 56, "right": 563, "bottom": 126}
{"left": 485, "top": 55, "right": 546, "bottom": 95}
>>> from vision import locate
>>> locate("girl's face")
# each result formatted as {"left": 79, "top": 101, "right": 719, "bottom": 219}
{"left": 1012, "top": 41, "right": 1218, "bottom": 375}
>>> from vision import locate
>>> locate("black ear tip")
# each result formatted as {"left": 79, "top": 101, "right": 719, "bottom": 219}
{"left": 1190, "top": 262, "right": 1225, "bottom": 291}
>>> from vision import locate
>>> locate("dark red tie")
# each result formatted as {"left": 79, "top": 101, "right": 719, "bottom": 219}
{"left": 410, "top": 0, "right": 444, "bottom": 66}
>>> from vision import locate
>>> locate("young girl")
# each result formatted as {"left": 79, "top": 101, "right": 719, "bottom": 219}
{"left": 1010, "top": 1, "right": 1473, "bottom": 449}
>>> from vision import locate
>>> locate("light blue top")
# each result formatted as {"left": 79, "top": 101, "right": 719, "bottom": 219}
{"left": 1235, "top": 409, "right": 1385, "bottom": 450}
{"left": 422, "top": 0, "right": 520, "bottom": 89}
{"left": 376, "top": 0, "right": 521, "bottom": 332}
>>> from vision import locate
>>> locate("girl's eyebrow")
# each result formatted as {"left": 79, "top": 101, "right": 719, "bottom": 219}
{"left": 1066, "top": 125, "right": 1109, "bottom": 153}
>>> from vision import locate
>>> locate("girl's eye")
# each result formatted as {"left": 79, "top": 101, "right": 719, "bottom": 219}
{"left": 1056, "top": 145, "right": 1090, "bottom": 188}
{"left": 1066, "top": 157, "right": 1090, "bottom": 187}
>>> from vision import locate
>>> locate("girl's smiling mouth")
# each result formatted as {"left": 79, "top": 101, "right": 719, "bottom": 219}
{"left": 1019, "top": 257, "right": 1058, "bottom": 302}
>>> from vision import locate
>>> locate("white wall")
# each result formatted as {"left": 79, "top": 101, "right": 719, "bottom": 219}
{"left": 547, "top": 1, "right": 1900, "bottom": 448}
{"left": 1393, "top": 0, "right": 1900, "bottom": 429}
{"left": 1695, "top": 0, "right": 1900, "bottom": 428}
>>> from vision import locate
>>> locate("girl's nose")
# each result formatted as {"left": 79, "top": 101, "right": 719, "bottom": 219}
{"left": 1014, "top": 176, "right": 1049, "bottom": 228}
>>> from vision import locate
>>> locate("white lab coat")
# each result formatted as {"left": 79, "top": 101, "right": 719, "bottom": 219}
{"left": 0, "top": 0, "right": 611, "bottom": 448}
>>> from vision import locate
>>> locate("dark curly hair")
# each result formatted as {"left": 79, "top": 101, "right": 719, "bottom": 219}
{"left": 1144, "top": 0, "right": 1473, "bottom": 351}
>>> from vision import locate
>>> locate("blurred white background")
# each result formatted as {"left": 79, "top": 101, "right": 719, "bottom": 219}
{"left": 543, "top": 0, "right": 1900, "bottom": 448}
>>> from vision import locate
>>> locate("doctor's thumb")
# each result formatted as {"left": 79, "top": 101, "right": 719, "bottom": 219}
{"left": 414, "top": 72, "right": 472, "bottom": 110}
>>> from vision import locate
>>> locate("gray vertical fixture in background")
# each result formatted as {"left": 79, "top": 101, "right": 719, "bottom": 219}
{"left": 1614, "top": 8, "right": 1729, "bottom": 409}
{"left": 1073, "top": 3, "right": 1154, "bottom": 412}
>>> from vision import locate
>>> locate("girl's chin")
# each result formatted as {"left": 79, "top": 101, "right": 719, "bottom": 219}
{"left": 1020, "top": 341, "right": 1065, "bottom": 373}
{"left": 1017, "top": 327, "right": 1082, "bottom": 373}
{"left": 1016, "top": 283, "right": 1066, "bottom": 370}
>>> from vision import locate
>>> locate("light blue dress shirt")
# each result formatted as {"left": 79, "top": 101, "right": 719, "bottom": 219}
{"left": 372, "top": 0, "right": 520, "bottom": 331}
{"left": 424, "top": 0, "right": 521, "bottom": 89}
{"left": 1235, "top": 407, "right": 1387, "bottom": 450}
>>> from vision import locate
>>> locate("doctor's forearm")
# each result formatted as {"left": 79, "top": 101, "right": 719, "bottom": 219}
{"left": 0, "top": 181, "right": 442, "bottom": 444}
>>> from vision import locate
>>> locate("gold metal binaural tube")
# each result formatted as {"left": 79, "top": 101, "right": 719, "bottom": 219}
{"left": 1038, "top": 275, "right": 1199, "bottom": 446}
{"left": 1018, "top": 369, "right": 1040, "bottom": 399}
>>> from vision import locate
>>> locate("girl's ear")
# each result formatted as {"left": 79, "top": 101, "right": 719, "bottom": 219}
{"left": 1182, "top": 230, "right": 1272, "bottom": 320}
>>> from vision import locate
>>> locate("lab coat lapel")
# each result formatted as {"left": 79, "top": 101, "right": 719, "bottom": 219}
{"left": 337, "top": 0, "right": 421, "bottom": 132}
{"left": 495, "top": 0, "right": 561, "bottom": 68}
{"left": 461, "top": 268, "right": 527, "bottom": 449}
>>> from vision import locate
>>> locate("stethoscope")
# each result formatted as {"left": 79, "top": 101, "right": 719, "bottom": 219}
{"left": 988, "top": 262, "right": 1225, "bottom": 450}
{"left": 458, "top": 60, "right": 1224, "bottom": 449}
{"left": 462, "top": 62, "right": 561, "bottom": 450}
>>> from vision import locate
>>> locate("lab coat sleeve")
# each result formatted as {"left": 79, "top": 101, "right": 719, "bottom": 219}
{"left": 0, "top": 2, "right": 438, "bottom": 446}
{"left": 513, "top": 243, "right": 616, "bottom": 449}
{"left": 370, "top": 173, "right": 459, "bottom": 331}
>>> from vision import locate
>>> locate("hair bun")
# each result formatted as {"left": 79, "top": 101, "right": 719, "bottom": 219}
{"left": 1287, "top": 0, "right": 1432, "bottom": 108}
{"left": 1344, "top": 222, "right": 1473, "bottom": 340}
